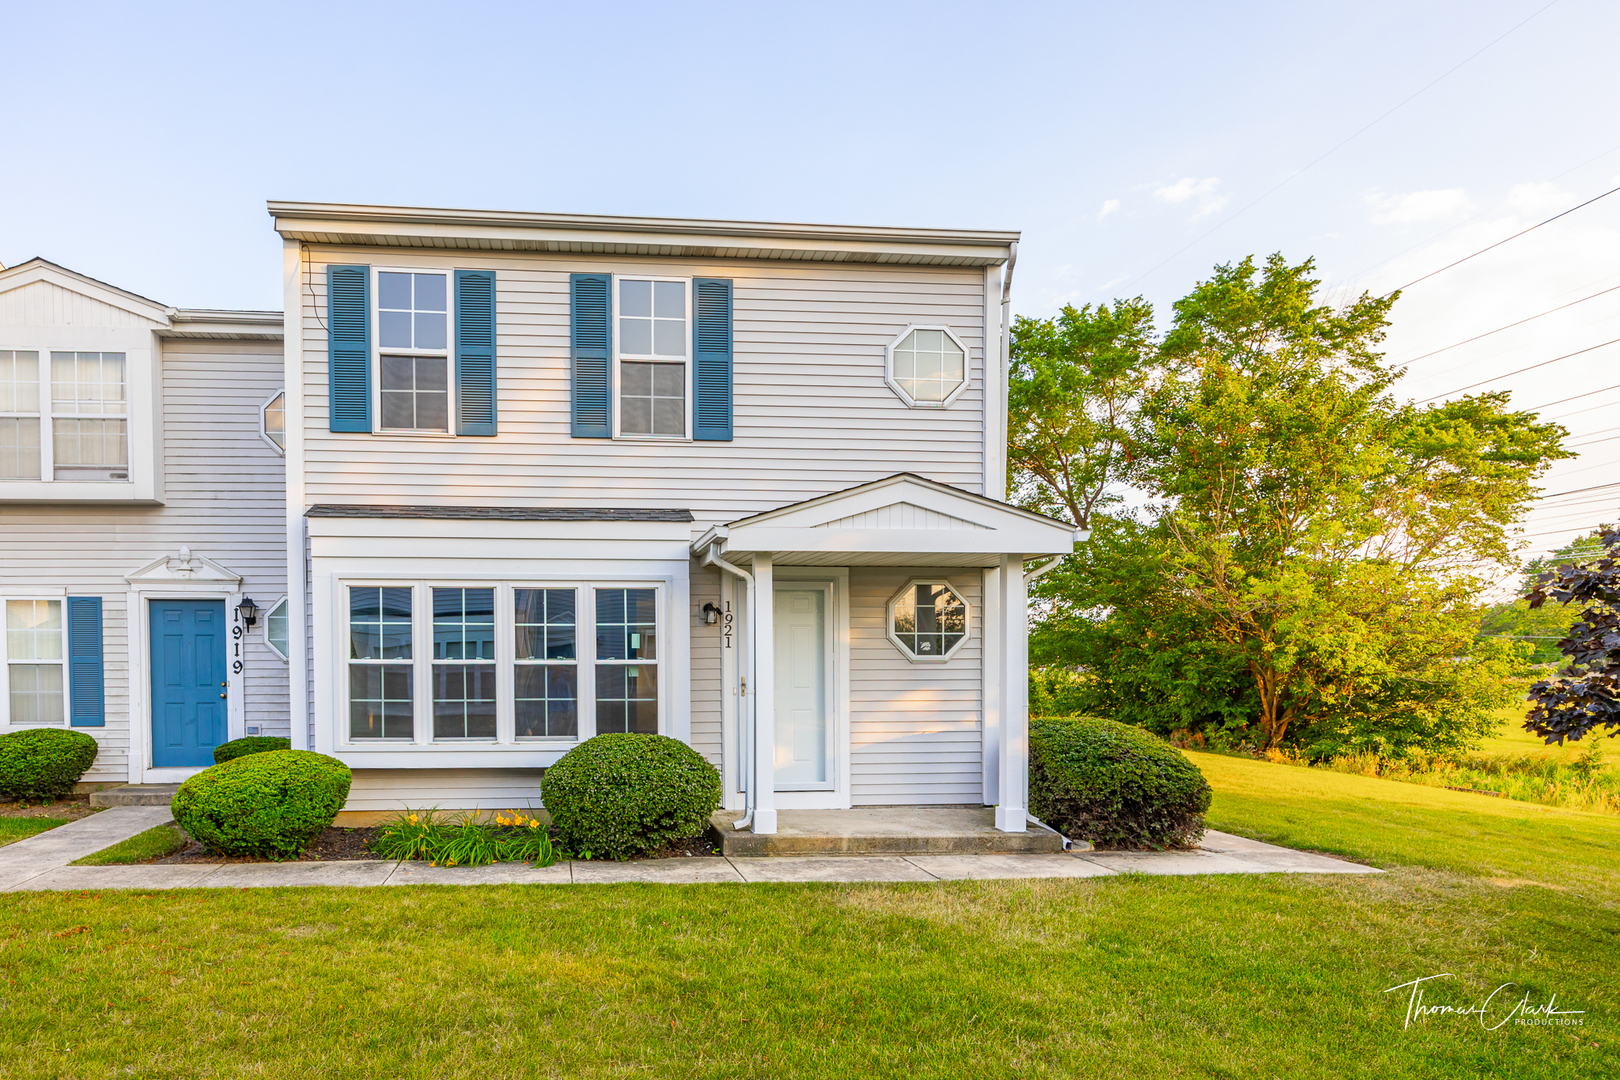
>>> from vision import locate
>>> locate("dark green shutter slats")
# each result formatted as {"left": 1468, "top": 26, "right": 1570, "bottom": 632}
{"left": 455, "top": 269, "right": 497, "bottom": 436}
{"left": 327, "top": 265, "right": 371, "bottom": 432}
{"left": 66, "top": 596, "right": 104, "bottom": 727}
{"left": 570, "top": 273, "right": 612, "bottom": 438}
{"left": 693, "top": 278, "right": 734, "bottom": 441}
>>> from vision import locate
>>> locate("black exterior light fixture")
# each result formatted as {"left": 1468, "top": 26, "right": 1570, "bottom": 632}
{"left": 237, "top": 596, "right": 260, "bottom": 629}
{"left": 701, "top": 603, "right": 721, "bottom": 625}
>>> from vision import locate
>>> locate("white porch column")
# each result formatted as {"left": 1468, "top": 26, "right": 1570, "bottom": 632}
{"left": 751, "top": 554, "right": 777, "bottom": 834}
{"left": 981, "top": 561, "right": 1003, "bottom": 806}
{"left": 994, "top": 554, "right": 1029, "bottom": 832}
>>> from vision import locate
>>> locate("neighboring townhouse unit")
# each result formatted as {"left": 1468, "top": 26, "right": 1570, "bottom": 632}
{"left": 0, "top": 259, "right": 288, "bottom": 785}
{"left": 272, "top": 202, "right": 1078, "bottom": 832}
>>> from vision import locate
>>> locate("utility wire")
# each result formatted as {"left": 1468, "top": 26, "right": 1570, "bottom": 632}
{"left": 1544, "top": 398, "right": 1620, "bottom": 423}
{"left": 1118, "top": 2, "right": 1557, "bottom": 291}
{"left": 1413, "top": 338, "right": 1620, "bottom": 402}
{"left": 1569, "top": 433, "right": 1620, "bottom": 449}
{"left": 1394, "top": 283, "right": 1620, "bottom": 366}
{"left": 1524, "top": 382, "right": 1620, "bottom": 413}
{"left": 1539, "top": 481, "right": 1620, "bottom": 499}
{"left": 1394, "top": 182, "right": 1620, "bottom": 292}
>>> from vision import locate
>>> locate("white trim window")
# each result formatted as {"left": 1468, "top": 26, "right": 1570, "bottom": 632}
{"left": 260, "top": 390, "right": 286, "bottom": 454}
{"left": 431, "top": 587, "right": 497, "bottom": 740}
{"left": 5, "top": 599, "right": 66, "bottom": 724}
{"left": 340, "top": 581, "right": 661, "bottom": 746}
{"left": 593, "top": 588, "right": 658, "bottom": 734}
{"left": 514, "top": 588, "right": 578, "bottom": 738}
{"left": 615, "top": 277, "right": 690, "bottom": 439}
{"left": 0, "top": 351, "right": 42, "bottom": 480}
{"left": 50, "top": 351, "right": 129, "bottom": 480}
{"left": 375, "top": 270, "right": 452, "bottom": 434}
{"left": 887, "top": 579, "right": 970, "bottom": 662}
{"left": 263, "top": 596, "right": 290, "bottom": 662}
{"left": 885, "top": 325, "right": 970, "bottom": 408}
{"left": 348, "top": 586, "right": 415, "bottom": 739}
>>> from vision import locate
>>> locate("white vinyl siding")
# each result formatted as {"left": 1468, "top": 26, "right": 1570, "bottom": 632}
{"left": 848, "top": 567, "right": 982, "bottom": 805}
{"left": 298, "top": 253, "right": 988, "bottom": 522}
{"left": 0, "top": 339, "right": 289, "bottom": 779}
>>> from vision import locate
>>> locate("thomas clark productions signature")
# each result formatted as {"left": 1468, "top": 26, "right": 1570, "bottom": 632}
{"left": 1383, "top": 974, "right": 1586, "bottom": 1030}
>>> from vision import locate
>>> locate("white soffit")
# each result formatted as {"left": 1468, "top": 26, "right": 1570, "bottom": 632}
{"left": 269, "top": 201, "right": 1019, "bottom": 268}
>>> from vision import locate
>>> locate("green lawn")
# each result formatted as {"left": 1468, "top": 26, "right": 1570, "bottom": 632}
{"left": 0, "top": 818, "right": 66, "bottom": 847}
{"left": 0, "top": 762, "right": 1614, "bottom": 1079}
{"left": 68, "top": 823, "right": 188, "bottom": 866}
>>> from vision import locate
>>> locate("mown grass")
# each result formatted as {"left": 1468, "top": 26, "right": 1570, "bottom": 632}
{"left": 68, "top": 823, "right": 188, "bottom": 866}
{"left": 0, "top": 758, "right": 1614, "bottom": 1079}
{"left": 0, "top": 818, "right": 66, "bottom": 847}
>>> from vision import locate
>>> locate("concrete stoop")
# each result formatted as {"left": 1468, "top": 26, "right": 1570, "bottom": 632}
{"left": 712, "top": 806, "right": 1066, "bottom": 857}
{"left": 89, "top": 784, "right": 180, "bottom": 807}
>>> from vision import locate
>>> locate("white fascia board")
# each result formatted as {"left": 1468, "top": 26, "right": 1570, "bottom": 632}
{"left": 306, "top": 517, "right": 695, "bottom": 543}
{"left": 0, "top": 260, "right": 171, "bottom": 325}
{"left": 161, "top": 308, "right": 284, "bottom": 340}
{"left": 739, "top": 474, "right": 1068, "bottom": 533}
{"left": 269, "top": 202, "right": 1018, "bottom": 268}
{"left": 724, "top": 525, "right": 1075, "bottom": 556}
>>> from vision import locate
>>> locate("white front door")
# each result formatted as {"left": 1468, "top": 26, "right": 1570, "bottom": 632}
{"left": 774, "top": 584, "right": 831, "bottom": 789}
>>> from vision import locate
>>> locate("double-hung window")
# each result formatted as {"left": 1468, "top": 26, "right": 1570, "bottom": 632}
{"left": 342, "top": 582, "right": 659, "bottom": 746}
{"left": 0, "top": 351, "right": 42, "bottom": 480}
{"left": 5, "top": 599, "right": 65, "bottom": 724}
{"left": 377, "top": 270, "right": 451, "bottom": 434}
{"left": 51, "top": 352, "right": 128, "bottom": 480}
{"left": 615, "top": 277, "right": 689, "bottom": 438}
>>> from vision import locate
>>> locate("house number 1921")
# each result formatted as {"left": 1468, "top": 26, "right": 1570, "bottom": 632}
{"left": 723, "top": 601, "right": 734, "bottom": 649}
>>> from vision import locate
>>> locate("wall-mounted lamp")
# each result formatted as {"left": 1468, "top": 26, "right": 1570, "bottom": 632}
{"left": 237, "top": 596, "right": 260, "bottom": 629}
{"left": 701, "top": 602, "right": 721, "bottom": 625}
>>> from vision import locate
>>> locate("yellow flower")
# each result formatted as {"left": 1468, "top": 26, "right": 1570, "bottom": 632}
{"left": 408, "top": 814, "right": 419, "bottom": 825}
{"left": 528, "top": 820, "right": 539, "bottom": 829}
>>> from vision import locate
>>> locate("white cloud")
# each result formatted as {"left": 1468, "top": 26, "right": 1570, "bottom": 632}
{"left": 1153, "top": 177, "right": 1226, "bottom": 218}
{"left": 1098, "top": 198, "right": 1120, "bottom": 220}
{"left": 1364, "top": 187, "right": 1473, "bottom": 225}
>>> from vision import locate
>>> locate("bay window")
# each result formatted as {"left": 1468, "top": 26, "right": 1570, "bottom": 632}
{"left": 341, "top": 581, "right": 660, "bottom": 745}
{"left": 51, "top": 352, "right": 128, "bottom": 480}
{"left": 0, "top": 351, "right": 41, "bottom": 480}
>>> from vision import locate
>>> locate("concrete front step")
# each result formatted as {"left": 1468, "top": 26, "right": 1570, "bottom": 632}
{"left": 712, "top": 806, "right": 1066, "bottom": 856}
{"left": 90, "top": 784, "right": 180, "bottom": 807}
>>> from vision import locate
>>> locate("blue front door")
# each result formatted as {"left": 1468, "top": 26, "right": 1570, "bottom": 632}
{"left": 150, "top": 600, "right": 227, "bottom": 768}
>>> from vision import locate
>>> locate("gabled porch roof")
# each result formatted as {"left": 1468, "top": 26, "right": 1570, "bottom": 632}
{"left": 692, "top": 473, "right": 1080, "bottom": 567}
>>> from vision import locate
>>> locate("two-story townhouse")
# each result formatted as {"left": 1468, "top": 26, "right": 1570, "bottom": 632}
{"left": 0, "top": 259, "right": 288, "bottom": 785}
{"left": 273, "top": 202, "right": 1078, "bottom": 834}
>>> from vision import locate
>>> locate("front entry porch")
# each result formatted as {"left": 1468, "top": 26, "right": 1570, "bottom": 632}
{"left": 711, "top": 805, "right": 1066, "bottom": 856}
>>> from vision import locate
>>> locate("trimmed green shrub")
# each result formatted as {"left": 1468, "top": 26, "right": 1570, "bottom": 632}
{"left": 213, "top": 736, "right": 291, "bottom": 764}
{"left": 541, "top": 734, "right": 721, "bottom": 860}
{"left": 1029, "top": 716, "right": 1211, "bottom": 849}
{"left": 0, "top": 728, "right": 99, "bottom": 800}
{"left": 171, "top": 750, "right": 351, "bottom": 858}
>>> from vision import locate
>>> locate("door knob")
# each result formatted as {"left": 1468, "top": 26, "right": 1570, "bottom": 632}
{"left": 221, "top": 682, "right": 227, "bottom": 687}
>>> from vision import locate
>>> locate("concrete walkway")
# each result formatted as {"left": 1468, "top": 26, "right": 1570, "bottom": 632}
{"left": 1, "top": 823, "right": 1379, "bottom": 891}
{"left": 0, "top": 805, "right": 177, "bottom": 890}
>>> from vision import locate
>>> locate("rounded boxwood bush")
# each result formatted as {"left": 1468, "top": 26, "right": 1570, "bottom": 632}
{"left": 0, "top": 728, "right": 99, "bottom": 800}
{"left": 213, "top": 736, "right": 292, "bottom": 764}
{"left": 172, "top": 750, "right": 351, "bottom": 858}
{"left": 541, "top": 733, "right": 721, "bottom": 860}
{"left": 1029, "top": 716, "right": 1211, "bottom": 850}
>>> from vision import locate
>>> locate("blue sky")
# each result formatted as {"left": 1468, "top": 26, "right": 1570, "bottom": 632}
{"left": 4, "top": 0, "right": 1617, "bottom": 564}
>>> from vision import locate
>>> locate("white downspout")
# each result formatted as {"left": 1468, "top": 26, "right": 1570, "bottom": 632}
{"left": 701, "top": 542, "right": 757, "bottom": 831}
{"left": 993, "top": 241, "right": 1018, "bottom": 502}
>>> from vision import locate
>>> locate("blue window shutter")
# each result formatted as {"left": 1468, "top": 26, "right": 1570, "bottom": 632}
{"left": 693, "top": 278, "right": 734, "bottom": 441}
{"left": 66, "top": 596, "right": 104, "bottom": 727}
{"left": 327, "top": 265, "right": 371, "bottom": 433}
{"left": 570, "top": 273, "right": 612, "bottom": 438}
{"left": 455, "top": 269, "right": 497, "bottom": 436}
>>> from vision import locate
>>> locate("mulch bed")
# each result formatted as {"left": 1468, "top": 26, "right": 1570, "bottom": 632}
{"left": 156, "top": 826, "right": 384, "bottom": 865}
{"left": 0, "top": 794, "right": 102, "bottom": 822}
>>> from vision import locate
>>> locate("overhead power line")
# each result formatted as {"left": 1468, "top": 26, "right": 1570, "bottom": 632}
{"left": 1118, "top": 2, "right": 1556, "bottom": 291}
{"left": 1544, "top": 398, "right": 1620, "bottom": 423}
{"left": 1524, "top": 382, "right": 1620, "bottom": 412}
{"left": 1570, "top": 432, "right": 1620, "bottom": 449}
{"left": 1395, "top": 283, "right": 1620, "bottom": 365}
{"left": 1413, "top": 338, "right": 1620, "bottom": 402}
{"left": 1394, "top": 182, "right": 1620, "bottom": 293}
{"left": 1540, "top": 481, "right": 1620, "bottom": 500}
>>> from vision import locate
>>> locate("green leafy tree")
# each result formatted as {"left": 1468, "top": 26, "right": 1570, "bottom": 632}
{"left": 1480, "top": 527, "right": 1614, "bottom": 664}
{"left": 1020, "top": 253, "right": 1568, "bottom": 757}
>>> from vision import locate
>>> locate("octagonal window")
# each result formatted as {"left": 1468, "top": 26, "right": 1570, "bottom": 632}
{"left": 886, "top": 326, "right": 967, "bottom": 407}
{"left": 887, "top": 580, "right": 970, "bottom": 662}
